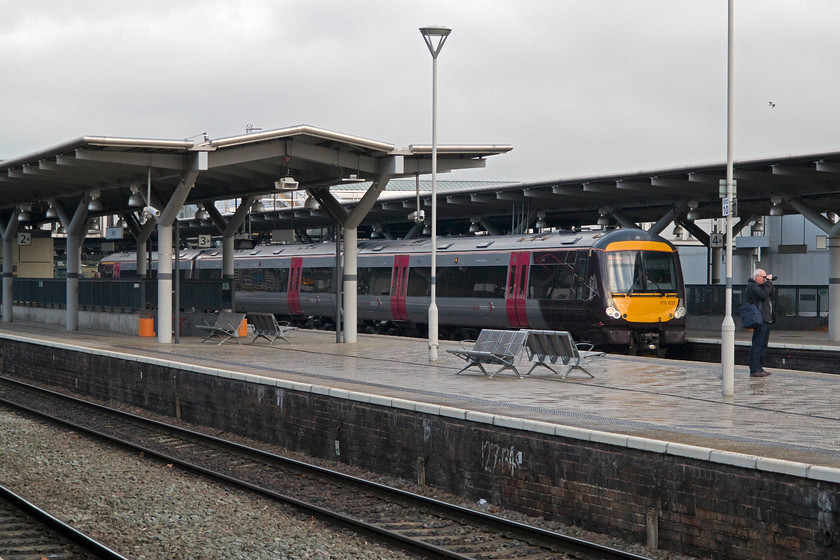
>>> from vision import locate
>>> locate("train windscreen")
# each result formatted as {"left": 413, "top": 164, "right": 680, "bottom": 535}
{"left": 607, "top": 250, "right": 678, "bottom": 294}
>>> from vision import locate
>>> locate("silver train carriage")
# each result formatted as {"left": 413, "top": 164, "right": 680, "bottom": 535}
{"left": 98, "top": 229, "right": 686, "bottom": 350}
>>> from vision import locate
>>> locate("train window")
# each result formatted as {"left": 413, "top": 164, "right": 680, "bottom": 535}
{"left": 271, "top": 268, "right": 290, "bottom": 292}
{"left": 239, "top": 268, "right": 290, "bottom": 292}
{"left": 458, "top": 266, "right": 505, "bottom": 298}
{"left": 484, "top": 267, "right": 507, "bottom": 298}
{"left": 530, "top": 251, "right": 580, "bottom": 300}
{"left": 98, "top": 263, "right": 115, "bottom": 279}
{"left": 438, "top": 266, "right": 468, "bottom": 297}
{"left": 641, "top": 252, "right": 677, "bottom": 291}
{"left": 197, "top": 268, "right": 222, "bottom": 280}
{"left": 407, "top": 267, "right": 430, "bottom": 297}
{"left": 235, "top": 268, "right": 260, "bottom": 291}
{"left": 607, "top": 250, "right": 677, "bottom": 293}
{"left": 358, "top": 267, "right": 391, "bottom": 295}
{"left": 574, "top": 253, "right": 589, "bottom": 299}
{"left": 300, "top": 267, "right": 333, "bottom": 293}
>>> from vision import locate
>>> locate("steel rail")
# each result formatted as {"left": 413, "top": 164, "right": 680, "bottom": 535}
{"left": 0, "top": 481, "right": 130, "bottom": 560}
{"left": 0, "top": 375, "right": 652, "bottom": 560}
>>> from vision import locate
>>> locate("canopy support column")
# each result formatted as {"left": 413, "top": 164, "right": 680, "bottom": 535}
{"left": 0, "top": 213, "right": 20, "bottom": 323}
{"left": 339, "top": 169, "right": 396, "bottom": 343}
{"left": 646, "top": 201, "right": 688, "bottom": 236}
{"left": 343, "top": 227, "right": 358, "bottom": 343}
{"left": 155, "top": 152, "right": 205, "bottom": 343}
{"left": 53, "top": 198, "right": 90, "bottom": 332}
{"left": 787, "top": 197, "right": 840, "bottom": 340}
{"left": 829, "top": 237, "right": 840, "bottom": 341}
{"left": 157, "top": 224, "right": 173, "bottom": 343}
{"left": 206, "top": 196, "right": 255, "bottom": 312}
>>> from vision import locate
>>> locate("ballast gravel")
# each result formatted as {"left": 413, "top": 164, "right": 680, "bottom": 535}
{"left": 0, "top": 409, "right": 410, "bottom": 560}
{"left": 0, "top": 406, "right": 698, "bottom": 560}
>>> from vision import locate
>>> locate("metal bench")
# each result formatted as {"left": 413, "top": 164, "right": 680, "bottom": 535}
{"left": 524, "top": 330, "right": 604, "bottom": 378}
{"left": 196, "top": 310, "right": 246, "bottom": 345}
{"left": 446, "top": 329, "right": 530, "bottom": 378}
{"left": 247, "top": 312, "right": 297, "bottom": 345}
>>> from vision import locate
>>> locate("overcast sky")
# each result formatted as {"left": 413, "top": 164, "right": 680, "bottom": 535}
{"left": 3, "top": 1, "right": 839, "bottom": 183}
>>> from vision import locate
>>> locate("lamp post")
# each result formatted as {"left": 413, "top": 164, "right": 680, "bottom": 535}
{"left": 721, "top": 0, "right": 735, "bottom": 396}
{"left": 420, "top": 25, "right": 451, "bottom": 362}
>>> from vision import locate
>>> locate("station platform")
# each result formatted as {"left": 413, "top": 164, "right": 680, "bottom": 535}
{"left": 1, "top": 320, "right": 839, "bottom": 472}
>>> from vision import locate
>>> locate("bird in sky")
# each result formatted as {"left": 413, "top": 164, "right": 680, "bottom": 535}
{"left": 768, "top": 101, "right": 776, "bottom": 108}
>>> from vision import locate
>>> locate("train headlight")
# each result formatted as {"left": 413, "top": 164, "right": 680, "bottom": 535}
{"left": 674, "top": 306, "right": 686, "bottom": 319}
{"left": 605, "top": 306, "right": 622, "bottom": 319}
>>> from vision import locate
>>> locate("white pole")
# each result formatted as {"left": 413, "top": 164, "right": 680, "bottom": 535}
{"left": 721, "top": 0, "right": 736, "bottom": 396}
{"left": 158, "top": 223, "right": 173, "bottom": 344}
{"left": 344, "top": 227, "right": 358, "bottom": 343}
{"left": 429, "top": 51, "right": 440, "bottom": 362}
{"left": 420, "top": 26, "right": 450, "bottom": 363}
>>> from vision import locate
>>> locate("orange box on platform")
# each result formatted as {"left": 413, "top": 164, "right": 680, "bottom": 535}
{"left": 239, "top": 319, "right": 247, "bottom": 337}
{"left": 138, "top": 317, "right": 156, "bottom": 337}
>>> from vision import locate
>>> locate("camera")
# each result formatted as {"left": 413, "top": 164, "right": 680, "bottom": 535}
{"left": 143, "top": 206, "right": 161, "bottom": 218}
{"left": 767, "top": 274, "right": 776, "bottom": 281}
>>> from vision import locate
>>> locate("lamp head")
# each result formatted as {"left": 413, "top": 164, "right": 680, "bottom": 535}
{"left": 420, "top": 26, "right": 451, "bottom": 58}
{"left": 686, "top": 200, "right": 700, "bottom": 221}
{"left": 769, "top": 195, "right": 784, "bottom": 216}
{"left": 128, "top": 184, "right": 144, "bottom": 207}
{"left": 275, "top": 177, "right": 298, "bottom": 190}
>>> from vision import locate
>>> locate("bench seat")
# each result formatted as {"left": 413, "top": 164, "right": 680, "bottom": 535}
{"left": 197, "top": 311, "right": 246, "bottom": 345}
{"left": 447, "top": 329, "right": 530, "bottom": 378}
{"left": 247, "top": 312, "right": 297, "bottom": 345}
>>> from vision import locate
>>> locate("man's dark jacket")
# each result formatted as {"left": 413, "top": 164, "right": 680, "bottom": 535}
{"left": 746, "top": 278, "right": 775, "bottom": 324}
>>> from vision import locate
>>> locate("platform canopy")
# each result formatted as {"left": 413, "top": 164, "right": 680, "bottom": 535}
{"left": 0, "top": 124, "right": 512, "bottom": 222}
{"left": 319, "top": 150, "right": 840, "bottom": 237}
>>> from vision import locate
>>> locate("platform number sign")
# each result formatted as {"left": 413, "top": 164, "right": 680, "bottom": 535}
{"left": 17, "top": 232, "right": 31, "bottom": 246}
{"left": 198, "top": 234, "right": 211, "bottom": 248}
{"left": 710, "top": 232, "right": 724, "bottom": 248}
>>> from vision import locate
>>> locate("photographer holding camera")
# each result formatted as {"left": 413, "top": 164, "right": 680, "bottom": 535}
{"left": 746, "top": 268, "right": 776, "bottom": 377}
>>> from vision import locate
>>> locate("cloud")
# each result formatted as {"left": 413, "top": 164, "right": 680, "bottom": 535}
{"left": 2, "top": 0, "right": 840, "bottom": 183}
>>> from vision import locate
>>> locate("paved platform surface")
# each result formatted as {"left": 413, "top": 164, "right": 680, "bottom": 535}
{"left": 3, "top": 321, "right": 840, "bottom": 469}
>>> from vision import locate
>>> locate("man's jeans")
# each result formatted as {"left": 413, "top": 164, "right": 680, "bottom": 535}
{"left": 749, "top": 323, "right": 771, "bottom": 373}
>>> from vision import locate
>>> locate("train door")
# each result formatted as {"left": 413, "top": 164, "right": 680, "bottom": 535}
{"left": 390, "top": 255, "right": 410, "bottom": 321}
{"left": 288, "top": 257, "right": 303, "bottom": 314}
{"left": 506, "top": 251, "right": 530, "bottom": 328}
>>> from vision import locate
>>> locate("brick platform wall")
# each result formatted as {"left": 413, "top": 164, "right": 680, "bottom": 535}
{"left": 2, "top": 338, "right": 838, "bottom": 559}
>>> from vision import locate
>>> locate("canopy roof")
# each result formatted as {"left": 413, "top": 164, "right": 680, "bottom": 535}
{"left": 0, "top": 124, "right": 512, "bottom": 222}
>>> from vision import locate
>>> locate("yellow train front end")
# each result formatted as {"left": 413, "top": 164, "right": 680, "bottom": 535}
{"left": 599, "top": 238, "right": 687, "bottom": 352}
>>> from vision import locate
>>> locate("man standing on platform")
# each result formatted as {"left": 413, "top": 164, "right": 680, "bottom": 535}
{"left": 746, "top": 268, "right": 775, "bottom": 377}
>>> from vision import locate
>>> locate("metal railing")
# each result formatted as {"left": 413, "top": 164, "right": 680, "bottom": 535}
{"left": 9, "top": 279, "right": 227, "bottom": 313}
{"left": 686, "top": 284, "right": 829, "bottom": 318}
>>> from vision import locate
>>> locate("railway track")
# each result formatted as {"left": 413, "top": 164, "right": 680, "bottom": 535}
{"left": 0, "top": 479, "right": 128, "bottom": 560}
{"left": 0, "top": 375, "right": 652, "bottom": 560}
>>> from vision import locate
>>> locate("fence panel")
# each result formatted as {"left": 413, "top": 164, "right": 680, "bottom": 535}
{"left": 3, "top": 278, "right": 224, "bottom": 313}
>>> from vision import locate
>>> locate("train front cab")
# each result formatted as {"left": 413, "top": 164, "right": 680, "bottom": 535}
{"left": 597, "top": 238, "right": 686, "bottom": 351}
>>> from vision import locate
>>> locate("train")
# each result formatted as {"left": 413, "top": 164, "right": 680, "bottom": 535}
{"left": 98, "top": 228, "right": 687, "bottom": 351}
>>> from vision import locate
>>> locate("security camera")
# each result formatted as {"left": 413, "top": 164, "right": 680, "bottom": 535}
{"left": 408, "top": 209, "right": 425, "bottom": 223}
{"left": 143, "top": 206, "right": 161, "bottom": 218}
